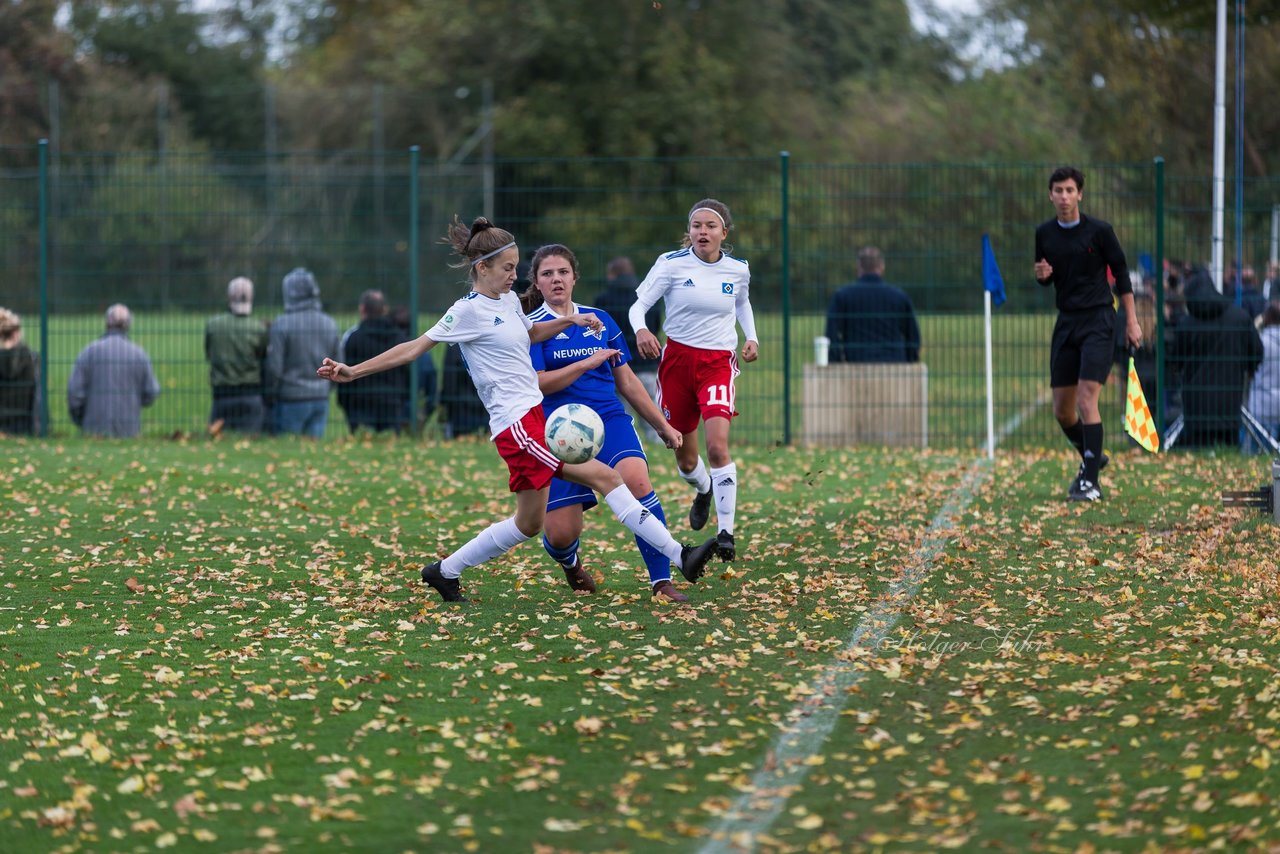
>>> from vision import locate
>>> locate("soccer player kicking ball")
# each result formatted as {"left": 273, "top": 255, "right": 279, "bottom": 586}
{"left": 1034, "top": 166, "right": 1142, "bottom": 501}
{"left": 317, "top": 216, "right": 717, "bottom": 602}
{"left": 630, "top": 198, "right": 759, "bottom": 559}
{"left": 523, "top": 243, "right": 693, "bottom": 602}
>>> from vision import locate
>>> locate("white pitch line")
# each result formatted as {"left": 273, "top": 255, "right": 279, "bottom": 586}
{"left": 697, "top": 393, "right": 1047, "bottom": 853}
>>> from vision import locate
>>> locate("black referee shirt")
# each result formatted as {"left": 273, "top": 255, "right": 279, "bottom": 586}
{"left": 1034, "top": 214, "right": 1132, "bottom": 312}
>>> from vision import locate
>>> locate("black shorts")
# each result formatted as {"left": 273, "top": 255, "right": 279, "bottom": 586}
{"left": 1050, "top": 306, "right": 1115, "bottom": 387}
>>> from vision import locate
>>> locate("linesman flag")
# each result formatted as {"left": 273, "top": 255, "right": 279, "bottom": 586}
{"left": 1124, "top": 356, "right": 1159, "bottom": 452}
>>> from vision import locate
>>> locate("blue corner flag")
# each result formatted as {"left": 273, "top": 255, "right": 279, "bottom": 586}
{"left": 982, "top": 233, "right": 1006, "bottom": 307}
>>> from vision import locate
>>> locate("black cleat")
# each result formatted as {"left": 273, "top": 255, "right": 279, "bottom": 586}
{"left": 1071, "top": 453, "right": 1108, "bottom": 498}
{"left": 689, "top": 489, "right": 713, "bottom": 531}
{"left": 1075, "top": 452, "right": 1109, "bottom": 482}
{"left": 421, "top": 561, "right": 468, "bottom": 602}
{"left": 1067, "top": 476, "right": 1103, "bottom": 502}
{"left": 715, "top": 530, "right": 736, "bottom": 561}
{"left": 677, "top": 537, "right": 717, "bottom": 583}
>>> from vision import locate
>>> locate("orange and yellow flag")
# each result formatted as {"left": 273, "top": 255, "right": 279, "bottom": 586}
{"left": 1124, "top": 357, "right": 1159, "bottom": 453}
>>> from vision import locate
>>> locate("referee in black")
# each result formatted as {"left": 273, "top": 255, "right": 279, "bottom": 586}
{"left": 1034, "top": 166, "right": 1141, "bottom": 501}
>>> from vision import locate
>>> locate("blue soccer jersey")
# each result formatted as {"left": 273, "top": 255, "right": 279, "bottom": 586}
{"left": 528, "top": 302, "right": 631, "bottom": 420}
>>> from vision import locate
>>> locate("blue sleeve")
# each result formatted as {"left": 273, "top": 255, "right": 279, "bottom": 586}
{"left": 529, "top": 334, "right": 548, "bottom": 372}
{"left": 601, "top": 310, "right": 632, "bottom": 366}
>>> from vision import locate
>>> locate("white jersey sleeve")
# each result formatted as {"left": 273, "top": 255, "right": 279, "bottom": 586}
{"left": 736, "top": 282, "right": 758, "bottom": 343}
{"left": 426, "top": 297, "right": 482, "bottom": 343}
{"left": 629, "top": 251, "right": 673, "bottom": 334}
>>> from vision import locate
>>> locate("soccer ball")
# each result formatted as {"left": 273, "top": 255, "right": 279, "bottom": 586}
{"left": 544, "top": 403, "right": 605, "bottom": 464}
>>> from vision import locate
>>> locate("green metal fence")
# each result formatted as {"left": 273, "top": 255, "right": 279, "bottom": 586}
{"left": 2, "top": 145, "right": 1276, "bottom": 450}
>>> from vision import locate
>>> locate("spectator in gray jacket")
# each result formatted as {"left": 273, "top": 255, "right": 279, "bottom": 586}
{"left": 67, "top": 304, "right": 160, "bottom": 438}
{"left": 265, "top": 268, "right": 340, "bottom": 437}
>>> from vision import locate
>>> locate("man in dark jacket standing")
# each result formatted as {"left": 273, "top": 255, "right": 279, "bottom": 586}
{"left": 265, "top": 268, "right": 339, "bottom": 438}
{"left": 205, "top": 276, "right": 268, "bottom": 435}
{"left": 1171, "top": 268, "right": 1264, "bottom": 448}
{"left": 337, "top": 289, "right": 410, "bottom": 433}
{"left": 825, "top": 246, "right": 921, "bottom": 364}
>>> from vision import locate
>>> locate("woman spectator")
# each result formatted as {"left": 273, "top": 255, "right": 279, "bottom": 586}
{"left": 0, "top": 308, "right": 38, "bottom": 435}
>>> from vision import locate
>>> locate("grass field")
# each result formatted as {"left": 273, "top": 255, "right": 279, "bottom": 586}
{"left": 1, "top": 435, "right": 1278, "bottom": 852}
{"left": 26, "top": 310, "right": 1083, "bottom": 449}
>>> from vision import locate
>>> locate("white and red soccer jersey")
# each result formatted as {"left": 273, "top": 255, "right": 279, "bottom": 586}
{"left": 629, "top": 248, "right": 758, "bottom": 352}
{"left": 425, "top": 290, "right": 542, "bottom": 438}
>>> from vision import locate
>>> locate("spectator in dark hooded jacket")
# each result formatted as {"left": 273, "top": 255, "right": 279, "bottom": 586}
{"left": 265, "top": 267, "right": 340, "bottom": 437}
{"left": 337, "top": 290, "right": 411, "bottom": 433}
{"left": 1170, "top": 267, "right": 1264, "bottom": 448}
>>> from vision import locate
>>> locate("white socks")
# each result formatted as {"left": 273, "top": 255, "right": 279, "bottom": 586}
{"left": 709, "top": 462, "right": 737, "bottom": 534}
{"left": 678, "top": 457, "right": 713, "bottom": 495}
{"left": 603, "top": 485, "right": 683, "bottom": 564}
{"left": 437, "top": 482, "right": 700, "bottom": 580}
{"left": 441, "top": 517, "right": 531, "bottom": 578}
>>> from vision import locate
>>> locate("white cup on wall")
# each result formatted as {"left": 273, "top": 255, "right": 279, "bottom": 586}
{"left": 814, "top": 335, "right": 830, "bottom": 367}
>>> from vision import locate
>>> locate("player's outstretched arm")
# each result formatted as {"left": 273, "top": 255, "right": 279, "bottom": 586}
{"left": 318, "top": 335, "right": 435, "bottom": 383}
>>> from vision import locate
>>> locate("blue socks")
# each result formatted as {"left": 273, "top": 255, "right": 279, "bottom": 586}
{"left": 542, "top": 535, "right": 580, "bottom": 569}
{"left": 542, "top": 491, "right": 672, "bottom": 585}
{"left": 634, "top": 491, "right": 672, "bottom": 584}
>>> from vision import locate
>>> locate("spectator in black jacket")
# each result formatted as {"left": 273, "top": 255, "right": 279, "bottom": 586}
{"left": 337, "top": 290, "right": 410, "bottom": 433}
{"left": 825, "top": 246, "right": 920, "bottom": 364}
{"left": 1171, "top": 268, "right": 1264, "bottom": 448}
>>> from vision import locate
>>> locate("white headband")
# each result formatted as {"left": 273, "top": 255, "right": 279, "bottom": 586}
{"left": 471, "top": 241, "right": 516, "bottom": 267}
{"left": 689, "top": 207, "right": 726, "bottom": 228}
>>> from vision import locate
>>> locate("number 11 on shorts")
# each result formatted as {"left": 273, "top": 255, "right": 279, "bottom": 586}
{"left": 705, "top": 383, "right": 733, "bottom": 408}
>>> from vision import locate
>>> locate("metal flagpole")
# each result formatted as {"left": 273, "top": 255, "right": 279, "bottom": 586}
{"left": 984, "top": 290, "right": 995, "bottom": 459}
{"left": 1211, "top": 0, "right": 1227, "bottom": 290}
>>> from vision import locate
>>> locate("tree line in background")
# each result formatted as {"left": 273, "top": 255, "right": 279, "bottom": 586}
{"left": 3, "top": 0, "right": 1280, "bottom": 314}
{"left": 4, "top": 0, "right": 1279, "bottom": 171}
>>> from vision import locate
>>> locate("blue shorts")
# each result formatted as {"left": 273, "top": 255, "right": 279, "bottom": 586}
{"left": 546, "top": 410, "right": 647, "bottom": 511}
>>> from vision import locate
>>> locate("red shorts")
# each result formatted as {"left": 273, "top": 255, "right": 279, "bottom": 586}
{"left": 656, "top": 338, "right": 740, "bottom": 435}
{"left": 493, "top": 406, "right": 564, "bottom": 492}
